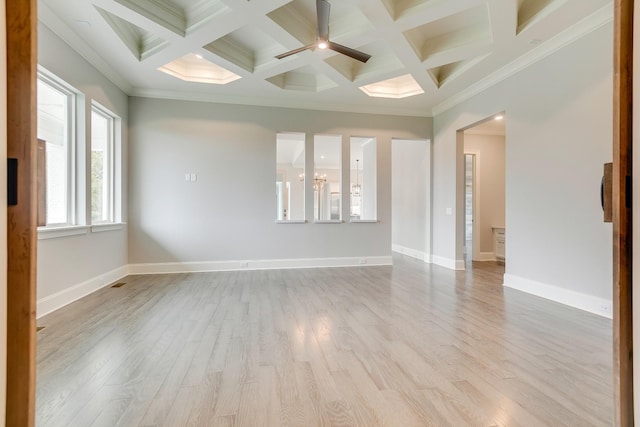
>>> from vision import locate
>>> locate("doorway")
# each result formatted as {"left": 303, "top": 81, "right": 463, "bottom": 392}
{"left": 460, "top": 114, "right": 506, "bottom": 269}
{"left": 464, "top": 153, "right": 475, "bottom": 263}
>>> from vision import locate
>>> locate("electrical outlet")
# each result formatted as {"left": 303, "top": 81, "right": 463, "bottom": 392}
{"left": 598, "top": 303, "right": 611, "bottom": 313}
{"left": 359, "top": 258, "right": 367, "bottom": 265}
{"left": 240, "top": 261, "right": 249, "bottom": 268}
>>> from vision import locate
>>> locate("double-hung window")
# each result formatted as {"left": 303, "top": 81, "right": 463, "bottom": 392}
{"left": 91, "top": 104, "right": 118, "bottom": 224}
{"left": 37, "top": 73, "right": 76, "bottom": 226}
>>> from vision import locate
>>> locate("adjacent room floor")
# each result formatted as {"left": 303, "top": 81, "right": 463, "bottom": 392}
{"left": 36, "top": 255, "right": 613, "bottom": 426}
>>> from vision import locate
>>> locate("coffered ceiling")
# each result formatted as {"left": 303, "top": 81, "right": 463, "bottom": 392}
{"left": 38, "top": 0, "right": 612, "bottom": 117}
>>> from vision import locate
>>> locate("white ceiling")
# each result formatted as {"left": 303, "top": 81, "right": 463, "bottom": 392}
{"left": 39, "top": 0, "right": 612, "bottom": 117}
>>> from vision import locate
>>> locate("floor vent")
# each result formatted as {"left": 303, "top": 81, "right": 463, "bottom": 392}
{"left": 111, "top": 282, "right": 126, "bottom": 288}
{"left": 37, "top": 326, "right": 45, "bottom": 332}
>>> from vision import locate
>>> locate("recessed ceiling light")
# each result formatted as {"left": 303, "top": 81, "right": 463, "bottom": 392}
{"left": 158, "top": 53, "right": 241, "bottom": 85}
{"left": 321, "top": 155, "right": 325, "bottom": 159}
{"left": 359, "top": 74, "right": 424, "bottom": 99}
{"left": 195, "top": 54, "right": 203, "bottom": 59}
{"left": 495, "top": 115, "right": 504, "bottom": 121}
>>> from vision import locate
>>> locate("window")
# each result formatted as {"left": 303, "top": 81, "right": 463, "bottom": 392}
{"left": 350, "top": 137, "right": 377, "bottom": 221}
{"left": 91, "top": 104, "right": 118, "bottom": 223}
{"left": 276, "top": 132, "right": 305, "bottom": 221}
{"left": 314, "top": 135, "right": 342, "bottom": 221}
{"left": 37, "top": 74, "right": 76, "bottom": 226}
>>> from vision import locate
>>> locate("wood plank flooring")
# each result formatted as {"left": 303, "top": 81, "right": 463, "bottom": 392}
{"left": 36, "top": 256, "right": 613, "bottom": 426}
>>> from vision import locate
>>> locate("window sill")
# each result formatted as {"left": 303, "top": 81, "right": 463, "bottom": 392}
{"left": 276, "top": 220, "right": 307, "bottom": 224}
{"left": 350, "top": 219, "right": 378, "bottom": 223}
{"left": 38, "top": 225, "right": 89, "bottom": 240}
{"left": 91, "top": 222, "right": 126, "bottom": 233}
{"left": 314, "top": 220, "right": 344, "bottom": 224}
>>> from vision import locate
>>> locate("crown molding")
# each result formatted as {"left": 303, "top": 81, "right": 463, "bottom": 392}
{"left": 431, "top": 3, "right": 613, "bottom": 116}
{"left": 38, "top": 1, "right": 133, "bottom": 94}
{"left": 129, "top": 87, "right": 433, "bottom": 118}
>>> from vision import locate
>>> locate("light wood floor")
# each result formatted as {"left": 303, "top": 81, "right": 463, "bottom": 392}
{"left": 36, "top": 256, "right": 613, "bottom": 426}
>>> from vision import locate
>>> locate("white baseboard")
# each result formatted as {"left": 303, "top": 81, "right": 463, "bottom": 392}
{"left": 475, "top": 252, "right": 497, "bottom": 261}
{"left": 37, "top": 265, "right": 129, "bottom": 319}
{"left": 503, "top": 274, "right": 613, "bottom": 319}
{"left": 37, "top": 256, "right": 393, "bottom": 317}
{"left": 391, "top": 244, "right": 430, "bottom": 262}
{"left": 431, "top": 255, "right": 466, "bottom": 271}
{"left": 393, "top": 245, "right": 467, "bottom": 271}
{"left": 128, "top": 256, "right": 393, "bottom": 275}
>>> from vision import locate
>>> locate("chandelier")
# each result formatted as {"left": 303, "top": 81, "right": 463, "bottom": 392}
{"left": 300, "top": 172, "right": 327, "bottom": 190}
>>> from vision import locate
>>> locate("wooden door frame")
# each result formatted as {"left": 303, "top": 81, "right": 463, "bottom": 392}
{"left": 613, "top": 0, "right": 634, "bottom": 425}
{"left": 5, "top": 0, "right": 38, "bottom": 426}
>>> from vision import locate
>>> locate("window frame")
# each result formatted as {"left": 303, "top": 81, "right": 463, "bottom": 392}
{"left": 90, "top": 102, "right": 117, "bottom": 224}
{"left": 350, "top": 136, "right": 377, "bottom": 222}
{"left": 37, "top": 69, "right": 78, "bottom": 228}
{"left": 313, "top": 134, "right": 343, "bottom": 223}
{"left": 276, "top": 132, "right": 307, "bottom": 223}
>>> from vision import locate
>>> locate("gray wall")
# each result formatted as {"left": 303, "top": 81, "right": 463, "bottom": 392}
{"left": 37, "top": 23, "right": 129, "bottom": 304}
{"left": 432, "top": 23, "right": 613, "bottom": 302}
{"left": 391, "top": 139, "right": 431, "bottom": 258}
{"left": 128, "top": 97, "right": 431, "bottom": 264}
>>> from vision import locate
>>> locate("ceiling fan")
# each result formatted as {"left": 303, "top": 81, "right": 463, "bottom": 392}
{"left": 275, "top": 0, "right": 371, "bottom": 63}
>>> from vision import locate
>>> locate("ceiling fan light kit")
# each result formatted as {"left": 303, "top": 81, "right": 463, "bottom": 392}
{"left": 275, "top": 0, "right": 371, "bottom": 63}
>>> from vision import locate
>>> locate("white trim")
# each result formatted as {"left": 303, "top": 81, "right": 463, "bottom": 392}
{"left": 503, "top": 274, "right": 613, "bottom": 319}
{"left": 38, "top": 2, "right": 133, "bottom": 93}
{"left": 431, "top": 255, "right": 466, "bottom": 271}
{"left": 129, "top": 87, "right": 431, "bottom": 118}
{"left": 128, "top": 256, "right": 393, "bottom": 275}
{"left": 392, "top": 244, "right": 429, "bottom": 262}
{"left": 350, "top": 219, "right": 378, "bottom": 223}
{"left": 37, "top": 225, "right": 89, "bottom": 240}
{"left": 91, "top": 222, "right": 126, "bottom": 233}
{"left": 475, "top": 252, "right": 497, "bottom": 262}
{"left": 313, "top": 220, "right": 344, "bottom": 224}
{"left": 37, "top": 265, "right": 129, "bottom": 318}
{"left": 91, "top": 102, "right": 119, "bottom": 224}
{"left": 38, "top": 67, "right": 81, "bottom": 228}
{"left": 431, "top": 4, "right": 614, "bottom": 115}
{"left": 275, "top": 220, "right": 307, "bottom": 224}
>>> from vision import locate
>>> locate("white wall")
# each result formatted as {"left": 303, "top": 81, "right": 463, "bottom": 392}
{"left": 392, "top": 139, "right": 431, "bottom": 260}
{"left": 0, "top": 0, "right": 6, "bottom": 422}
{"left": 36, "top": 23, "right": 129, "bottom": 315}
{"left": 433, "top": 23, "right": 613, "bottom": 314}
{"left": 128, "top": 97, "right": 431, "bottom": 268}
{"left": 464, "top": 133, "right": 505, "bottom": 257}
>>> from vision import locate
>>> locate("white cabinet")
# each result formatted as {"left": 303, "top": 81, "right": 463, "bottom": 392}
{"left": 493, "top": 227, "right": 505, "bottom": 262}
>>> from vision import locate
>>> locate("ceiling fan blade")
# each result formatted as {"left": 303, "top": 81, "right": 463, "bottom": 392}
{"left": 317, "top": 0, "right": 330, "bottom": 41}
{"left": 328, "top": 41, "right": 371, "bottom": 63}
{"left": 275, "top": 44, "right": 315, "bottom": 59}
